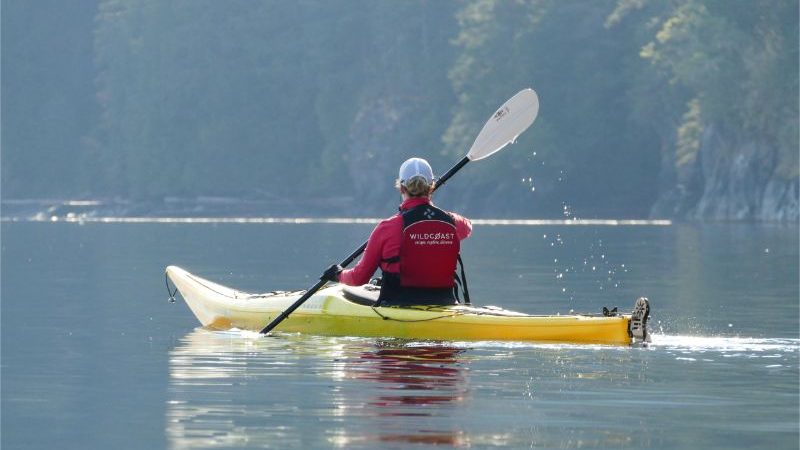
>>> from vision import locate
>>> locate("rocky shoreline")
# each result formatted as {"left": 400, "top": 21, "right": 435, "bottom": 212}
{"left": 650, "top": 126, "right": 799, "bottom": 222}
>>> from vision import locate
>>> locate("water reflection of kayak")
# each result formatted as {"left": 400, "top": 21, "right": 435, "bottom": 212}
{"left": 166, "top": 330, "right": 474, "bottom": 449}
{"left": 166, "top": 265, "right": 650, "bottom": 345}
{"left": 353, "top": 344, "right": 467, "bottom": 411}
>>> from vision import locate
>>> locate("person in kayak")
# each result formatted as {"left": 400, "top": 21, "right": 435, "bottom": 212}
{"left": 321, "top": 157, "right": 472, "bottom": 306}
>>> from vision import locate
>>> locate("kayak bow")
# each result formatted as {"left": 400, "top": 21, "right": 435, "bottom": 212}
{"left": 166, "top": 265, "right": 650, "bottom": 345}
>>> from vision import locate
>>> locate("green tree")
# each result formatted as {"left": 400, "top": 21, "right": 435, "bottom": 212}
{"left": 625, "top": 0, "right": 799, "bottom": 178}
{"left": 446, "top": 0, "right": 660, "bottom": 216}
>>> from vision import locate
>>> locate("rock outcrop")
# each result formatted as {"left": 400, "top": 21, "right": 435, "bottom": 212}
{"left": 651, "top": 125, "right": 799, "bottom": 222}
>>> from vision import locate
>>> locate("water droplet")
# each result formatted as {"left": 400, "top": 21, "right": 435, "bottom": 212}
{"left": 764, "top": 248, "right": 770, "bottom": 253}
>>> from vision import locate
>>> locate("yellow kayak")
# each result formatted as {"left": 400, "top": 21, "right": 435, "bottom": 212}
{"left": 166, "top": 265, "right": 650, "bottom": 345}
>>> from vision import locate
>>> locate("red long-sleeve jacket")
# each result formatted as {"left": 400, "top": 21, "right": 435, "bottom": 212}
{"left": 339, "top": 197, "right": 472, "bottom": 286}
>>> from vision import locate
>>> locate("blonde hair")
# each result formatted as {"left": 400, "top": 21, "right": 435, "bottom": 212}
{"left": 396, "top": 176, "right": 433, "bottom": 197}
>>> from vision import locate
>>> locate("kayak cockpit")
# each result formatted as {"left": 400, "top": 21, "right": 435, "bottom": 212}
{"left": 341, "top": 284, "right": 381, "bottom": 306}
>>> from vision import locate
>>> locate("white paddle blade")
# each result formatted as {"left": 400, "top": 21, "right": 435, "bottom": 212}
{"left": 467, "top": 88, "right": 539, "bottom": 161}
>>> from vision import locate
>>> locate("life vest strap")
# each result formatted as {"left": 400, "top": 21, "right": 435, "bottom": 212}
{"left": 454, "top": 255, "right": 471, "bottom": 305}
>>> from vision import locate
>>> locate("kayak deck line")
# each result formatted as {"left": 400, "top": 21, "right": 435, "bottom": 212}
{"left": 177, "top": 271, "right": 603, "bottom": 320}
{"left": 182, "top": 270, "right": 306, "bottom": 301}
{"left": 178, "top": 271, "right": 477, "bottom": 323}
{"left": 180, "top": 272, "right": 614, "bottom": 321}
{"left": 166, "top": 265, "right": 651, "bottom": 346}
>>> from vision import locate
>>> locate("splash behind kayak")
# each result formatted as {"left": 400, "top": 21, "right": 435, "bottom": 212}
{"left": 166, "top": 266, "right": 649, "bottom": 345}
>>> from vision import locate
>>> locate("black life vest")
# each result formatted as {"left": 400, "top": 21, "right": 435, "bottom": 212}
{"left": 378, "top": 203, "right": 460, "bottom": 305}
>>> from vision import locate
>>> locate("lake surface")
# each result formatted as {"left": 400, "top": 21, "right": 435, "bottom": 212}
{"left": 2, "top": 220, "right": 798, "bottom": 449}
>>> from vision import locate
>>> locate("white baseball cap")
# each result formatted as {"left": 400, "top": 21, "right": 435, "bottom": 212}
{"left": 398, "top": 157, "right": 434, "bottom": 185}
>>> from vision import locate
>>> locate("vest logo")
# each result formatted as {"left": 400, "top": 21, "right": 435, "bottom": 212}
{"left": 408, "top": 232, "right": 455, "bottom": 245}
{"left": 423, "top": 208, "right": 435, "bottom": 219}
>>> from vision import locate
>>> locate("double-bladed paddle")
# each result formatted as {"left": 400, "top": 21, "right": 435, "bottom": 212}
{"left": 260, "top": 88, "right": 540, "bottom": 334}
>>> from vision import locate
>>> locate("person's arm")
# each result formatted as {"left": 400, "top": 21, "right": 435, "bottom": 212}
{"left": 451, "top": 212, "right": 472, "bottom": 240}
{"left": 338, "top": 221, "right": 389, "bottom": 286}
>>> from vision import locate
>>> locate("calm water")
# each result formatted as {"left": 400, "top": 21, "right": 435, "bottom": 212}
{"left": 2, "top": 220, "right": 798, "bottom": 449}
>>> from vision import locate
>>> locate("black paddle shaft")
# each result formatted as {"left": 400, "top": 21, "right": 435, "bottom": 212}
{"left": 433, "top": 156, "right": 470, "bottom": 193}
{"left": 259, "top": 156, "right": 471, "bottom": 334}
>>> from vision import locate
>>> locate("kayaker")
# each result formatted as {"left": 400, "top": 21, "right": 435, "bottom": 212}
{"left": 321, "top": 157, "right": 472, "bottom": 305}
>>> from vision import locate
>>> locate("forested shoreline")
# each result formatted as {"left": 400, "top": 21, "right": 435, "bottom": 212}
{"left": 3, "top": 0, "right": 798, "bottom": 220}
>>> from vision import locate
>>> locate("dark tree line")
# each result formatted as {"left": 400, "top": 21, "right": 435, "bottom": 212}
{"left": 3, "top": 0, "right": 797, "bottom": 218}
